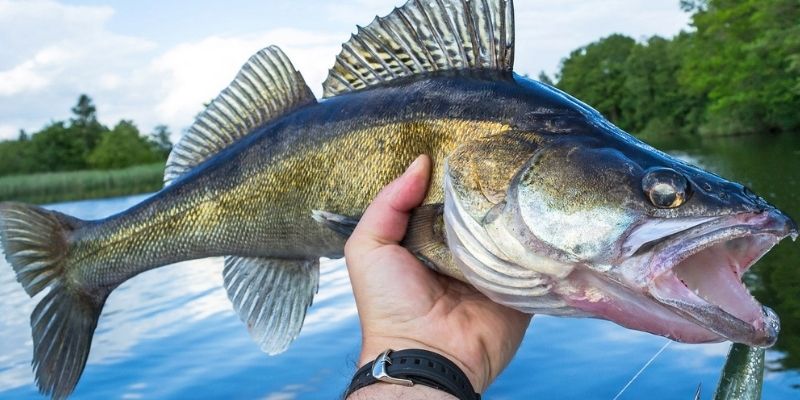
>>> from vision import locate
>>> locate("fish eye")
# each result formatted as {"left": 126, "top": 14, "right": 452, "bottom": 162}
{"left": 642, "top": 168, "right": 691, "bottom": 209}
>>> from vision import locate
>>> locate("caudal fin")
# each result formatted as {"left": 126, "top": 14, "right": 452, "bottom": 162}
{"left": 0, "top": 203, "right": 106, "bottom": 399}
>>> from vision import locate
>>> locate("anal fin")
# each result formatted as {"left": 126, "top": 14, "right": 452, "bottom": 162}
{"left": 222, "top": 256, "right": 319, "bottom": 355}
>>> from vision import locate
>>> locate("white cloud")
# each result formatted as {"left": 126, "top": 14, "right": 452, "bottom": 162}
{"left": 149, "top": 29, "right": 341, "bottom": 136}
{"left": 0, "top": 0, "right": 158, "bottom": 137}
{"left": 322, "top": 0, "right": 404, "bottom": 24}
{"left": 0, "top": 0, "right": 690, "bottom": 141}
{"left": 147, "top": 0, "right": 690, "bottom": 135}
{"left": 515, "top": 0, "right": 691, "bottom": 77}
{"left": 0, "top": 0, "right": 114, "bottom": 67}
{"left": 0, "top": 49, "right": 59, "bottom": 96}
{"left": 0, "top": 124, "right": 18, "bottom": 140}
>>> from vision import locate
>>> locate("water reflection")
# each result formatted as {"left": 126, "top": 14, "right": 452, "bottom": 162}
{"left": 1, "top": 135, "right": 799, "bottom": 398}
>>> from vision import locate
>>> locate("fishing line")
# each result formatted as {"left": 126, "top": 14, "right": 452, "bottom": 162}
{"left": 611, "top": 340, "right": 672, "bottom": 400}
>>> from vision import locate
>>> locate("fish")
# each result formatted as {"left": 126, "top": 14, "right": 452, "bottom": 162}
{"left": 712, "top": 343, "right": 765, "bottom": 400}
{"left": 0, "top": 0, "right": 797, "bottom": 398}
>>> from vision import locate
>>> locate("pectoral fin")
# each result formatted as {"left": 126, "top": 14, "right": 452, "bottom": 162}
{"left": 311, "top": 210, "right": 359, "bottom": 237}
{"left": 402, "top": 204, "right": 465, "bottom": 282}
{"left": 312, "top": 205, "right": 465, "bottom": 282}
{"left": 222, "top": 256, "right": 319, "bottom": 355}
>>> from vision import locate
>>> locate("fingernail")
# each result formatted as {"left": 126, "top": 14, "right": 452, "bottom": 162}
{"left": 406, "top": 155, "right": 424, "bottom": 173}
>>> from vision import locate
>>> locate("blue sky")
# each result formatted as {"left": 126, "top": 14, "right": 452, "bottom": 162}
{"left": 0, "top": 0, "right": 691, "bottom": 141}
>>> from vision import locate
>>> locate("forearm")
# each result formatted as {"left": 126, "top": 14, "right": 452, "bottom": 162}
{"left": 346, "top": 383, "right": 458, "bottom": 399}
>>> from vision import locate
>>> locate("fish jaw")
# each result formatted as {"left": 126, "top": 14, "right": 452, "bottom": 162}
{"left": 634, "top": 210, "right": 796, "bottom": 347}
{"left": 557, "top": 269, "right": 726, "bottom": 343}
{"left": 511, "top": 209, "right": 795, "bottom": 346}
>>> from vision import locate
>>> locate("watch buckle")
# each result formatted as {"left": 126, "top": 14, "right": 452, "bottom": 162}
{"left": 371, "top": 349, "right": 414, "bottom": 387}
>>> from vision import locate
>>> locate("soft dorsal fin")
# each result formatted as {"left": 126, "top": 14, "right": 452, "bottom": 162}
{"left": 322, "top": 0, "right": 514, "bottom": 97}
{"left": 165, "top": 46, "right": 316, "bottom": 185}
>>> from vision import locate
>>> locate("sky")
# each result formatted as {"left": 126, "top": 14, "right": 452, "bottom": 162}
{"left": 0, "top": 0, "right": 692, "bottom": 141}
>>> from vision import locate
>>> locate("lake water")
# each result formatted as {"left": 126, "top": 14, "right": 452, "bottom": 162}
{"left": 0, "top": 134, "right": 798, "bottom": 399}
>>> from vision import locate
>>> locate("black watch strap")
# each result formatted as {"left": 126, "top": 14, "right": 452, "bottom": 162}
{"left": 345, "top": 349, "right": 480, "bottom": 400}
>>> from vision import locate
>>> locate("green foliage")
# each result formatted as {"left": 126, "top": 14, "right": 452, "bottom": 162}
{"left": 680, "top": 0, "right": 708, "bottom": 12}
{"left": 557, "top": 34, "right": 637, "bottom": 126}
{"left": 88, "top": 120, "right": 161, "bottom": 169}
{"left": 71, "top": 94, "right": 97, "bottom": 123}
{"left": 622, "top": 34, "right": 707, "bottom": 138}
{"left": 537, "top": 71, "right": 554, "bottom": 86}
{"left": 555, "top": 0, "right": 800, "bottom": 137}
{"left": 0, "top": 163, "right": 165, "bottom": 204}
{"left": 148, "top": 124, "right": 173, "bottom": 159}
{"left": 27, "top": 121, "right": 95, "bottom": 171}
{"left": 66, "top": 94, "right": 106, "bottom": 164}
{"left": 0, "top": 94, "right": 170, "bottom": 177}
{"left": 680, "top": 0, "right": 800, "bottom": 135}
{"left": 0, "top": 137, "right": 37, "bottom": 175}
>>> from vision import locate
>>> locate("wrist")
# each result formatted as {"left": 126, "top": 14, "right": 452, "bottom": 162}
{"left": 346, "top": 382, "right": 458, "bottom": 399}
{"left": 359, "top": 336, "right": 488, "bottom": 393}
{"left": 348, "top": 349, "right": 480, "bottom": 400}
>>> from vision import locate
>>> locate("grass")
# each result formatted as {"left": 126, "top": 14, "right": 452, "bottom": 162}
{"left": 0, "top": 163, "right": 165, "bottom": 204}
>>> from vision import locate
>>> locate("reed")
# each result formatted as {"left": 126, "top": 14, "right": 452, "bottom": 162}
{"left": 0, "top": 163, "right": 165, "bottom": 204}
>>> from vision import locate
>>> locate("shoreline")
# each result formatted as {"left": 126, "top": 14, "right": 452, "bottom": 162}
{"left": 0, "top": 163, "right": 164, "bottom": 204}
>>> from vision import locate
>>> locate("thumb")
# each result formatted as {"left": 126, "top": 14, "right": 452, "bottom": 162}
{"left": 346, "top": 155, "right": 431, "bottom": 254}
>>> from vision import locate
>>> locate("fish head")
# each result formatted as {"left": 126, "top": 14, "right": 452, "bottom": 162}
{"left": 444, "top": 129, "right": 798, "bottom": 347}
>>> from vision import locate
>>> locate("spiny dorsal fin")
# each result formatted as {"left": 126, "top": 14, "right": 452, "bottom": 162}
{"left": 322, "top": 0, "right": 514, "bottom": 97}
{"left": 165, "top": 46, "right": 316, "bottom": 185}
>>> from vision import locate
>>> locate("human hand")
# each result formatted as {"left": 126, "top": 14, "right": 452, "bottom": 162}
{"left": 344, "top": 155, "right": 532, "bottom": 395}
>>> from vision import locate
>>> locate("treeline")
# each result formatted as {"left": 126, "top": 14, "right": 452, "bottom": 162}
{"left": 0, "top": 95, "right": 172, "bottom": 176}
{"left": 549, "top": 0, "right": 799, "bottom": 138}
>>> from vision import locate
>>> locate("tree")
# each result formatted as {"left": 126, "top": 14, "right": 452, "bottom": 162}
{"left": 537, "top": 71, "right": 554, "bottom": 86}
{"left": 88, "top": 120, "right": 161, "bottom": 169}
{"left": 148, "top": 125, "right": 173, "bottom": 159}
{"left": 30, "top": 121, "right": 90, "bottom": 171}
{"left": 68, "top": 94, "right": 106, "bottom": 159}
{"left": 680, "top": 0, "right": 708, "bottom": 12}
{"left": 621, "top": 35, "right": 705, "bottom": 137}
{"left": 0, "top": 139, "right": 35, "bottom": 175}
{"left": 556, "top": 34, "right": 637, "bottom": 128}
{"left": 71, "top": 94, "right": 97, "bottom": 124}
{"left": 1, "top": 95, "right": 172, "bottom": 175}
{"left": 679, "top": 0, "right": 800, "bottom": 135}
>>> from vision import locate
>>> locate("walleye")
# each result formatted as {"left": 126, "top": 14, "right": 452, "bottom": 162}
{"left": 0, "top": 0, "right": 797, "bottom": 398}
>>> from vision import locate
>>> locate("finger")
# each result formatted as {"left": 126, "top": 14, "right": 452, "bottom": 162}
{"left": 348, "top": 155, "right": 431, "bottom": 251}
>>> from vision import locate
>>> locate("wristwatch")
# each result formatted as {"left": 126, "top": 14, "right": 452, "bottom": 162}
{"left": 345, "top": 349, "right": 481, "bottom": 400}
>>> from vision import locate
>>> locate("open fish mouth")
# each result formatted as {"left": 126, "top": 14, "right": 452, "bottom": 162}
{"left": 646, "top": 210, "right": 797, "bottom": 347}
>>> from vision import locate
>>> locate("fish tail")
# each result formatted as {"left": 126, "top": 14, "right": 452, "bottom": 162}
{"left": 0, "top": 202, "right": 106, "bottom": 399}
